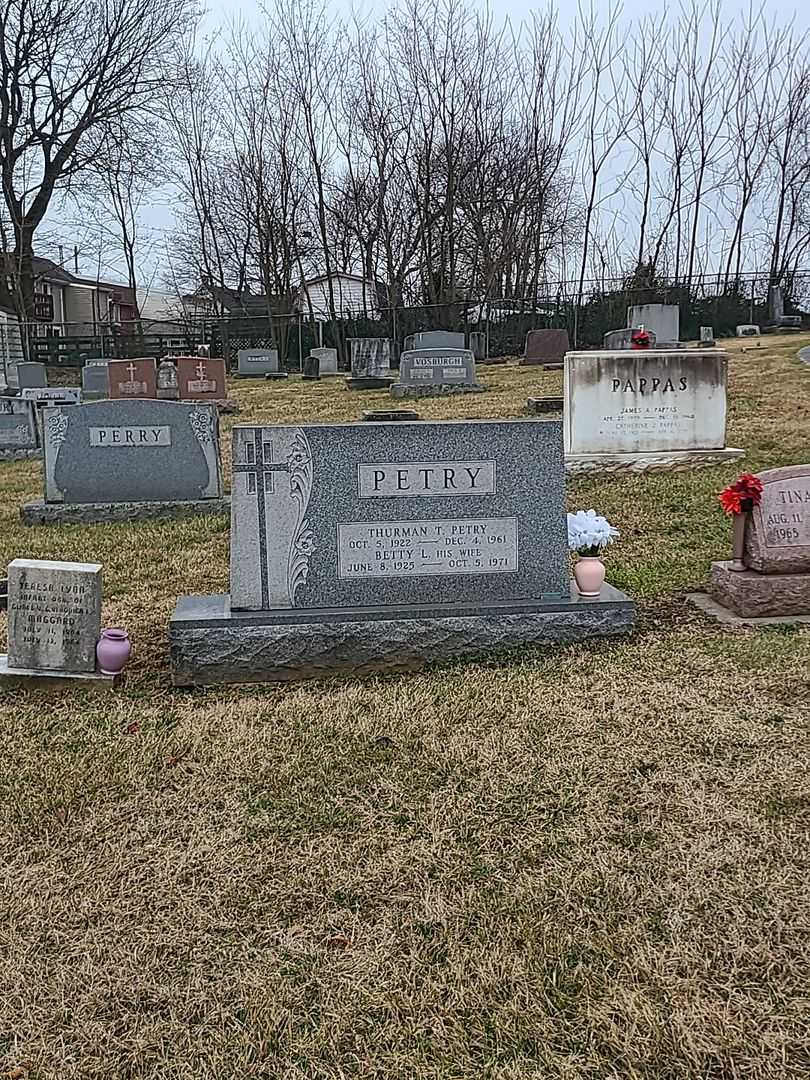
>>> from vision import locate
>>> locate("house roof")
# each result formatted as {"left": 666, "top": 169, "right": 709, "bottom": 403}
{"left": 301, "top": 272, "right": 381, "bottom": 288}
{"left": 30, "top": 256, "right": 76, "bottom": 284}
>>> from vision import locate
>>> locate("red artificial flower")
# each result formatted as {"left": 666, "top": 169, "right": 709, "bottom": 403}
{"left": 631, "top": 330, "right": 652, "bottom": 350}
{"left": 718, "top": 472, "right": 764, "bottom": 515}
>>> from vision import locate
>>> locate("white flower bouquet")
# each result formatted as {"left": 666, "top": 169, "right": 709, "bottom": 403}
{"left": 567, "top": 509, "right": 619, "bottom": 557}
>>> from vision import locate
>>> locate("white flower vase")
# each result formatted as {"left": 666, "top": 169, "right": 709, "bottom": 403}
{"left": 574, "top": 556, "right": 605, "bottom": 597}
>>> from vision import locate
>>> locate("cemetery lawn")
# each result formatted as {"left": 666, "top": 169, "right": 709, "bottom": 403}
{"left": 2, "top": 334, "right": 810, "bottom": 1080}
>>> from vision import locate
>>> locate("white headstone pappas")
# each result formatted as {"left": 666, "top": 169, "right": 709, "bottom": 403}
{"left": 6, "top": 559, "right": 102, "bottom": 673}
{"left": 564, "top": 349, "right": 729, "bottom": 455}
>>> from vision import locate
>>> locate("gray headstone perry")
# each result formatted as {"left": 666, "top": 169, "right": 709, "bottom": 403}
{"left": 229, "top": 419, "right": 569, "bottom": 612}
{"left": 82, "top": 364, "right": 110, "bottom": 400}
{"left": 40, "top": 399, "right": 222, "bottom": 504}
{"left": 0, "top": 397, "right": 38, "bottom": 449}
{"left": 412, "top": 331, "right": 465, "bottom": 351}
{"left": 237, "top": 349, "right": 281, "bottom": 376}
{"left": 6, "top": 559, "right": 102, "bottom": 673}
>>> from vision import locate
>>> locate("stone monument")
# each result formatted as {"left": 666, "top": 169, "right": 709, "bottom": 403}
{"left": 13, "top": 362, "right": 49, "bottom": 390}
{"left": 107, "top": 359, "right": 157, "bottom": 399}
{"left": 345, "top": 338, "right": 395, "bottom": 390}
{"left": 520, "top": 329, "right": 570, "bottom": 369}
{"left": 176, "top": 356, "right": 227, "bottom": 402}
{"left": 156, "top": 359, "right": 180, "bottom": 399}
{"left": 302, "top": 354, "right": 320, "bottom": 380}
{"left": 21, "top": 399, "right": 227, "bottom": 525}
{"left": 81, "top": 364, "right": 109, "bottom": 401}
{"left": 563, "top": 349, "right": 743, "bottom": 476}
{"left": 627, "top": 304, "right": 679, "bottom": 345}
{"left": 0, "top": 558, "right": 117, "bottom": 690}
{"left": 0, "top": 397, "right": 39, "bottom": 460}
{"left": 412, "top": 331, "right": 465, "bottom": 351}
{"left": 237, "top": 348, "right": 285, "bottom": 378}
{"left": 310, "top": 347, "right": 338, "bottom": 375}
{"left": 391, "top": 348, "right": 485, "bottom": 398}
{"left": 602, "top": 328, "right": 657, "bottom": 350}
{"left": 707, "top": 465, "right": 810, "bottom": 619}
{"left": 169, "top": 419, "right": 635, "bottom": 684}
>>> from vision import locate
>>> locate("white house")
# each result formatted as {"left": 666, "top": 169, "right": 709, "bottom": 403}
{"left": 296, "top": 273, "right": 385, "bottom": 320}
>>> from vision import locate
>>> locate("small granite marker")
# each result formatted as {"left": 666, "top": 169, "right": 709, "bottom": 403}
{"left": 391, "top": 348, "right": 485, "bottom": 398}
{"left": 169, "top": 418, "right": 635, "bottom": 684}
{"left": 310, "top": 347, "right": 338, "bottom": 375}
{"left": 563, "top": 349, "right": 743, "bottom": 475}
{"left": 81, "top": 364, "right": 109, "bottom": 400}
{"left": 21, "top": 399, "right": 227, "bottom": 526}
{"left": 302, "top": 354, "right": 321, "bottom": 380}
{"left": 0, "top": 397, "right": 39, "bottom": 460}
{"left": 0, "top": 559, "right": 119, "bottom": 690}
{"left": 14, "top": 362, "right": 49, "bottom": 389}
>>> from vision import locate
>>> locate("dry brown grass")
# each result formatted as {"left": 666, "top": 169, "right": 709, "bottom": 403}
{"left": 1, "top": 336, "right": 810, "bottom": 1078}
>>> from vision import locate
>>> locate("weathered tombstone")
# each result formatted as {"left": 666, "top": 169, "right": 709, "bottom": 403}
{"left": 699, "top": 326, "right": 716, "bottom": 346}
{"left": 403, "top": 335, "right": 415, "bottom": 353}
{"left": 627, "top": 304, "right": 679, "bottom": 344}
{"left": 361, "top": 409, "right": 421, "bottom": 421}
{"left": 310, "top": 347, "right": 338, "bottom": 375}
{"left": 563, "top": 349, "right": 743, "bottom": 475}
{"left": 521, "top": 329, "right": 570, "bottom": 368}
{"left": 302, "top": 354, "right": 320, "bottom": 380}
{"left": 86, "top": 357, "right": 111, "bottom": 366}
{"left": 737, "top": 324, "right": 760, "bottom": 337}
{"left": 0, "top": 559, "right": 118, "bottom": 690}
{"left": 15, "top": 362, "right": 48, "bottom": 389}
{"left": 156, "top": 359, "right": 180, "bottom": 400}
{"left": 21, "top": 399, "right": 227, "bottom": 526}
{"left": 81, "top": 364, "right": 109, "bottom": 401}
{"left": 176, "top": 356, "right": 227, "bottom": 402}
{"left": 0, "top": 397, "right": 39, "bottom": 460}
{"left": 469, "top": 331, "right": 487, "bottom": 362}
{"left": 391, "top": 348, "right": 485, "bottom": 398}
{"left": 345, "top": 338, "right": 395, "bottom": 390}
{"left": 169, "top": 419, "right": 634, "bottom": 684}
{"left": 237, "top": 348, "right": 285, "bottom": 378}
{"left": 412, "top": 330, "right": 465, "bottom": 351}
{"left": 107, "top": 358, "right": 157, "bottom": 399}
{"left": 527, "top": 396, "right": 563, "bottom": 415}
{"left": 706, "top": 464, "right": 810, "bottom": 619}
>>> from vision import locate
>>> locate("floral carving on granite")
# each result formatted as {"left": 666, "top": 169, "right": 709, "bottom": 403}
{"left": 46, "top": 409, "right": 69, "bottom": 448}
{"left": 287, "top": 429, "right": 315, "bottom": 604}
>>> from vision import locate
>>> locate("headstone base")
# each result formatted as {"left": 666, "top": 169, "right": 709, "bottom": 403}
{"left": 301, "top": 374, "right": 321, "bottom": 381}
{"left": 0, "top": 448, "right": 42, "bottom": 461}
{"left": 21, "top": 496, "right": 230, "bottom": 527}
{"left": 564, "top": 447, "right": 743, "bottom": 478}
{"left": 527, "top": 396, "right": 563, "bottom": 414}
{"left": 344, "top": 377, "right": 395, "bottom": 391}
{"left": 390, "top": 383, "right": 486, "bottom": 399}
{"left": 168, "top": 584, "right": 635, "bottom": 686}
{"left": 361, "top": 410, "right": 421, "bottom": 421}
{"left": 0, "top": 655, "right": 120, "bottom": 692}
{"left": 706, "top": 561, "right": 810, "bottom": 619}
{"left": 263, "top": 372, "right": 289, "bottom": 380}
{"left": 687, "top": 591, "right": 810, "bottom": 626}
{"left": 479, "top": 356, "right": 508, "bottom": 366}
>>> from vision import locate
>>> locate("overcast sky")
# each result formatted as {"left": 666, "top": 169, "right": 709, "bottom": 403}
{"left": 46, "top": 0, "right": 810, "bottom": 289}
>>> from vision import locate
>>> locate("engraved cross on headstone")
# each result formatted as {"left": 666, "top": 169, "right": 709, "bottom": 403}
{"left": 232, "top": 428, "right": 292, "bottom": 608}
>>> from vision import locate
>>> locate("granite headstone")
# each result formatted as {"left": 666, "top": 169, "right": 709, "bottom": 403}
{"left": 412, "top": 331, "right": 465, "bottom": 351}
{"left": 6, "top": 559, "right": 102, "bottom": 673}
{"left": 21, "top": 387, "right": 82, "bottom": 405}
{"left": 521, "top": 329, "right": 570, "bottom": 368}
{"left": 302, "top": 354, "right": 321, "bottom": 380}
{"left": 40, "top": 399, "right": 222, "bottom": 504}
{"left": 346, "top": 338, "right": 394, "bottom": 389}
{"left": 176, "top": 356, "right": 227, "bottom": 402}
{"left": 310, "top": 347, "right": 338, "bottom": 375}
{"left": 737, "top": 324, "right": 760, "bottom": 337}
{"left": 392, "top": 348, "right": 484, "bottom": 398}
{"left": 107, "top": 359, "right": 157, "bottom": 399}
{"left": 15, "top": 362, "right": 48, "bottom": 389}
{"left": 0, "top": 397, "right": 38, "bottom": 451}
{"left": 237, "top": 349, "right": 284, "bottom": 377}
{"left": 745, "top": 465, "right": 810, "bottom": 575}
{"left": 627, "top": 304, "right": 679, "bottom": 344}
{"left": 82, "top": 364, "right": 109, "bottom": 400}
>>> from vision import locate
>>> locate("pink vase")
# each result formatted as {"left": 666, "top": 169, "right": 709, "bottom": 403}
{"left": 574, "top": 557, "right": 606, "bottom": 597}
{"left": 729, "top": 510, "right": 747, "bottom": 572}
{"left": 96, "top": 628, "right": 132, "bottom": 674}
